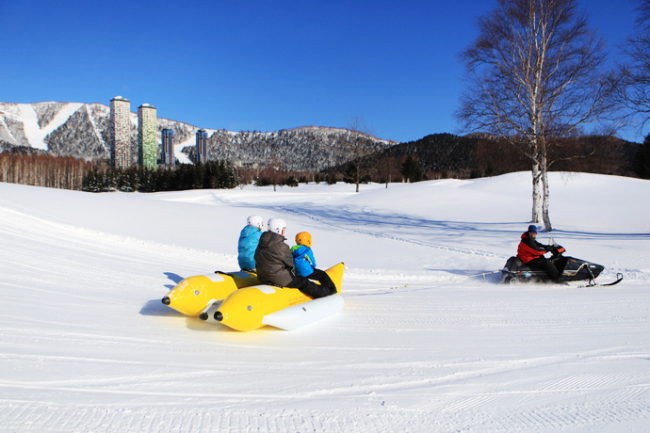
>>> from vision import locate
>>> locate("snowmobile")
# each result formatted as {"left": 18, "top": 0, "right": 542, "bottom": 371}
{"left": 501, "top": 239, "right": 623, "bottom": 287}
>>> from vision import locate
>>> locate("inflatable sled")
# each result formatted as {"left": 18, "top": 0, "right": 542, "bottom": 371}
{"left": 208, "top": 262, "right": 345, "bottom": 332}
{"left": 501, "top": 244, "right": 623, "bottom": 287}
{"left": 161, "top": 271, "right": 259, "bottom": 316}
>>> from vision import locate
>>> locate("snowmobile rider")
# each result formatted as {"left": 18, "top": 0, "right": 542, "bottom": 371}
{"left": 237, "top": 215, "right": 264, "bottom": 272}
{"left": 254, "top": 218, "right": 337, "bottom": 299}
{"left": 291, "top": 231, "right": 337, "bottom": 290}
{"left": 516, "top": 225, "right": 560, "bottom": 281}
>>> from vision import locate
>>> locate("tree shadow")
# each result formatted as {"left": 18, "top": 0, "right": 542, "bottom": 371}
{"left": 253, "top": 203, "right": 650, "bottom": 243}
{"left": 139, "top": 298, "right": 183, "bottom": 316}
{"left": 164, "top": 272, "right": 184, "bottom": 284}
{"left": 139, "top": 272, "right": 186, "bottom": 316}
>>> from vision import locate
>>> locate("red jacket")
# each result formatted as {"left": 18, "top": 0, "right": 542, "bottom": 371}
{"left": 516, "top": 232, "right": 549, "bottom": 264}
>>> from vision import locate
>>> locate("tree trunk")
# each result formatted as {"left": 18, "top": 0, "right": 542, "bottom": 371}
{"left": 355, "top": 161, "right": 360, "bottom": 193}
{"left": 540, "top": 156, "right": 553, "bottom": 232}
{"left": 531, "top": 160, "right": 541, "bottom": 223}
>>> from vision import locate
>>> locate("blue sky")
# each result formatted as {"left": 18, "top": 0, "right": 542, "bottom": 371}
{"left": 0, "top": 0, "right": 641, "bottom": 143}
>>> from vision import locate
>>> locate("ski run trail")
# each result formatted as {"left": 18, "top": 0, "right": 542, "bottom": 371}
{"left": 0, "top": 171, "right": 649, "bottom": 433}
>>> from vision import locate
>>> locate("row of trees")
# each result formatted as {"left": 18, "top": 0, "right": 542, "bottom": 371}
{"left": 637, "top": 135, "right": 650, "bottom": 178}
{"left": 0, "top": 148, "right": 424, "bottom": 194}
{"left": 239, "top": 154, "right": 424, "bottom": 189}
{"left": 456, "top": 0, "right": 650, "bottom": 231}
{"left": 0, "top": 153, "right": 92, "bottom": 190}
{"left": 82, "top": 160, "right": 237, "bottom": 192}
{"left": 367, "top": 133, "right": 642, "bottom": 180}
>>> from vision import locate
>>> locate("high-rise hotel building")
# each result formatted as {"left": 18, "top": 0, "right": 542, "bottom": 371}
{"left": 110, "top": 96, "right": 131, "bottom": 169}
{"left": 196, "top": 129, "right": 208, "bottom": 164}
{"left": 161, "top": 128, "right": 175, "bottom": 166}
{"left": 138, "top": 104, "right": 158, "bottom": 169}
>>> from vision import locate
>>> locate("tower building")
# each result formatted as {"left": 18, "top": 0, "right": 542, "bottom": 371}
{"left": 161, "top": 128, "right": 175, "bottom": 166}
{"left": 110, "top": 96, "right": 131, "bottom": 169}
{"left": 138, "top": 104, "right": 158, "bottom": 169}
{"left": 196, "top": 129, "right": 208, "bottom": 164}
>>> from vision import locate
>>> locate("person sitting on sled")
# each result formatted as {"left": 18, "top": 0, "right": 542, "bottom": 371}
{"left": 254, "top": 218, "right": 337, "bottom": 299}
{"left": 291, "top": 232, "right": 317, "bottom": 277}
{"left": 516, "top": 225, "right": 560, "bottom": 281}
{"left": 237, "top": 215, "right": 265, "bottom": 272}
{"left": 291, "top": 231, "right": 336, "bottom": 290}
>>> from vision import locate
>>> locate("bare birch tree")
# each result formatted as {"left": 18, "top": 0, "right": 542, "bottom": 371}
{"left": 457, "top": 0, "right": 616, "bottom": 231}
{"left": 339, "top": 116, "right": 375, "bottom": 193}
{"left": 618, "top": 0, "right": 650, "bottom": 127}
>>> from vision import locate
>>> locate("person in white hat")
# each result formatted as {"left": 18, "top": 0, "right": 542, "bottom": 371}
{"left": 237, "top": 215, "right": 264, "bottom": 272}
{"left": 254, "top": 218, "right": 336, "bottom": 298}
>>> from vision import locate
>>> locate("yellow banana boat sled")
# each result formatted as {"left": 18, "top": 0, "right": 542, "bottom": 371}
{"left": 206, "top": 262, "right": 345, "bottom": 332}
{"left": 161, "top": 263, "right": 345, "bottom": 331}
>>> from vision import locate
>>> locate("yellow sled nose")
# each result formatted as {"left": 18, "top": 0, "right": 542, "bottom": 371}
{"left": 162, "top": 271, "right": 259, "bottom": 316}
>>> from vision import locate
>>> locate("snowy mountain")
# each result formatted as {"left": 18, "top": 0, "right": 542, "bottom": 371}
{"left": 0, "top": 102, "right": 395, "bottom": 171}
{"left": 201, "top": 126, "right": 395, "bottom": 172}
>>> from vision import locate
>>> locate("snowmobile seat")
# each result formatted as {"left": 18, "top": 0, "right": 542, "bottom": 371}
{"left": 504, "top": 256, "right": 524, "bottom": 272}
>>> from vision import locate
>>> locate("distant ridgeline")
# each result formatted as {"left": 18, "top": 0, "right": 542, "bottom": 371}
{"left": 0, "top": 102, "right": 393, "bottom": 172}
{"left": 346, "top": 133, "right": 641, "bottom": 179}
{"left": 185, "top": 127, "right": 393, "bottom": 172}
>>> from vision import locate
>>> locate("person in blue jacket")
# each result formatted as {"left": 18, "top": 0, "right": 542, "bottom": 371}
{"left": 237, "top": 215, "right": 264, "bottom": 272}
{"left": 291, "top": 232, "right": 336, "bottom": 293}
{"left": 291, "top": 232, "right": 317, "bottom": 277}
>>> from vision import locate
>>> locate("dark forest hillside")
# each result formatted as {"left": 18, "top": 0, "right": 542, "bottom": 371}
{"left": 347, "top": 133, "right": 640, "bottom": 181}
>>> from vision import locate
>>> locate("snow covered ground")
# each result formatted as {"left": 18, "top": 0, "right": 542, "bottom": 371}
{"left": 0, "top": 172, "right": 648, "bottom": 432}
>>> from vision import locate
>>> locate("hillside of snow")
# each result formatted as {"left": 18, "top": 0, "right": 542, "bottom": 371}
{"left": 0, "top": 172, "right": 649, "bottom": 432}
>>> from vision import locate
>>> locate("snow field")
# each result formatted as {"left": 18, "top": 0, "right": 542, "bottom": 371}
{"left": 0, "top": 172, "right": 649, "bottom": 432}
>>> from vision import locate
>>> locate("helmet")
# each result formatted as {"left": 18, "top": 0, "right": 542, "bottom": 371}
{"left": 295, "top": 232, "right": 312, "bottom": 247}
{"left": 247, "top": 215, "right": 264, "bottom": 230}
{"left": 267, "top": 218, "right": 287, "bottom": 235}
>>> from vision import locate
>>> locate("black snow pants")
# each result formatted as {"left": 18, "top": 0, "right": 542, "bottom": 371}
{"left": 287, "top": 268, "right": 337, "bottom": 299}
{"left": 527, "top": 256, "right": 560, "bottom": 281}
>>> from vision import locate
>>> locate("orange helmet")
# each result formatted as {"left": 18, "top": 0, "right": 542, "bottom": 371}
{"left": 295, "top": 231, "right": 312, "bottom": 247}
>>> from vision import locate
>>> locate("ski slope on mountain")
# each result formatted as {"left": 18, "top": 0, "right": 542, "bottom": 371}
{"left": 17, "top": 103, "right": 84, "bottom": 150}
{"left": 0, "top": 172, "right": 649, "bottom": 432}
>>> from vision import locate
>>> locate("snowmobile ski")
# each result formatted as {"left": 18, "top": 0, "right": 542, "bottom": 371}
{"left": 576, "top": 273, "right": 624, "bottom": 288}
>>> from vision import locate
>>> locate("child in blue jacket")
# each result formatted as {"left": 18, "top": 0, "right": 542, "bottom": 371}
{"left": 291, "top": 232, "right": 336, "bottom": 294}
{"left": 237, "top": 215, "right": 264, "bottom": 272}
{"left": 291, "top": 232, "right": 317, "bottom": 277}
